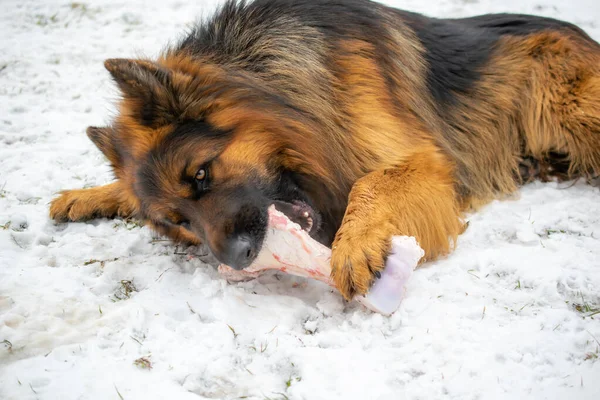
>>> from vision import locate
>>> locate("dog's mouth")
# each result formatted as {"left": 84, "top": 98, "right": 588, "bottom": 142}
{"left": 184, "top": 200, "right": 321, "bottom": 269}
{"left": 272, "top": 200, "right": 319, "bottom": 235}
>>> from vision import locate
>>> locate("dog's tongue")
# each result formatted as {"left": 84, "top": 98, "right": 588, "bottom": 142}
{"left": 218, "top": 206, "right": 424, "bottom": 315}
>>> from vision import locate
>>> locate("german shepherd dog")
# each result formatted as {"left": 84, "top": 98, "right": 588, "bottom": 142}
{"left": 50, "top": 0, "right": 600, "bottom": 300}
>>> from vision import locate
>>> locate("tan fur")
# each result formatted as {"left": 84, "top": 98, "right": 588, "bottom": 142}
{"left": 331, "top": 147, "right": 462, "bottom": 299}
{"left": 49, "top": 182, "right": 137, "bottom": 222}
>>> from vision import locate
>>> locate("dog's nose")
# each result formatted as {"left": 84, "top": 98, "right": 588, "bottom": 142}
{"left": 223, "top": 235, "right": 257, "bottom": 270}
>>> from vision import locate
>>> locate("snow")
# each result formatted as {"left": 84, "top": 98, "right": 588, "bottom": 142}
{"left": 0, "top": 0, "right": 599, "bottom": 399}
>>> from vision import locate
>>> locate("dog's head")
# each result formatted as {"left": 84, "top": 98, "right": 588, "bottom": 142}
{"left": 90, "top": 57, "right": 344, "bottom": 269}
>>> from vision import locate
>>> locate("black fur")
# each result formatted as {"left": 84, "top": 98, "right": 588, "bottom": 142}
{"left": 135, "top": 156, "right": 166, "bottom": 205}
{"left": 178, "top": 0, "right": 591, "bottom": 120}
{"left": 399, "top": 11, "right": 499, "bottom": 108}
{"left": 166, "top": 120, "right": 230, "bottom": 145}
{"left": 400, "top": 11, "right": 593, "bottom": 109}
{"left": 460, "top": 13, "right": 593, "bottom": 38}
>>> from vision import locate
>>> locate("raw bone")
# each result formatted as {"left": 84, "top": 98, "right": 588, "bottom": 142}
{"left": 218, "top": 206, "right": 424, "bottom": 315}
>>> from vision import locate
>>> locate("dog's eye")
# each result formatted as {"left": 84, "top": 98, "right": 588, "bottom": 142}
{"left": 178, "top": 220, "right": 191, "bottom": 230}
{"left": 193, "top": 166, "right": 209, "bottom": 193}
{"left": 195, "top": 168, "right": 207, "bottom": 182}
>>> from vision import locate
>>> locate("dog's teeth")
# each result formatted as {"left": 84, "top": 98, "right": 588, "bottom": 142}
{"left": 306, "top": 217, "right": 313, "bottom": 231}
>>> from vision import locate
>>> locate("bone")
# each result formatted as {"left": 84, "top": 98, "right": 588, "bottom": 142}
{"left": 218, "top": 206, "right": 424, "bottom": 315}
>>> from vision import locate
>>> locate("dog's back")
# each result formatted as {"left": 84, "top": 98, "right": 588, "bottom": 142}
{"left": 173, "top": 0, "right": 600, "bottom": 204}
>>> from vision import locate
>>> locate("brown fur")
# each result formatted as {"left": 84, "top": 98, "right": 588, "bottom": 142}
{"left": 50, "top": 1, "right": 600, "bottom": 301}
{"left": 434, "top": 31, "right": 600, "bottom": 208}
{"left": 330, "top": 148, "right": 463, "bottom": 296}
{"left": 50, "top": 181, "right": 136, "bottom": 222}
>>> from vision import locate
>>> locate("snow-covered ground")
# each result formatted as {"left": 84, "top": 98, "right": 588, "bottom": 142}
{"left": 1, "top": 0, "right": 599, "bottom": 398}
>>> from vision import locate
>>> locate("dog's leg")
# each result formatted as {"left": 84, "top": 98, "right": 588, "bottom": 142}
{"left": 513, "top": 32, "right": 600, "bottom": 180}
{"left": 330, "top": 149, "right": 463, "bottom": 300}
{"left": 49, "top": 181, "right": 136, "bottom": 222}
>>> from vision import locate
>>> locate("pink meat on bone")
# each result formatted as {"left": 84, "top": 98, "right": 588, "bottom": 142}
{"left": 218, "top": 206, "right": 424, "bottom": 315}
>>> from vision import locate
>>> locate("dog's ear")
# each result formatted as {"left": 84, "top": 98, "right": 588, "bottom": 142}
{"left": 104, "top": 58, "right": 179, "bottom": 127}
{"left": 87, "top": 126, "right": 122, "bottom": 168}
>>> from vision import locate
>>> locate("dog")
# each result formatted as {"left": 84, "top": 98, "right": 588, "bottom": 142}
{"left": 50, "top": 0, "right": 600, "bottom": 300}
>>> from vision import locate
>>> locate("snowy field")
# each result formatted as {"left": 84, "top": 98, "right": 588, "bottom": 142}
{"left": 1, "top": 0, "right": 600, "bottom": 399}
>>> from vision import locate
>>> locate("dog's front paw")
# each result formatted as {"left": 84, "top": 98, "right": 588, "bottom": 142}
{"left": 330, "top": 222, "right": 391, "bottom": 300}
{"left": 49, "top": 189, "right": 97, "bottom": 222}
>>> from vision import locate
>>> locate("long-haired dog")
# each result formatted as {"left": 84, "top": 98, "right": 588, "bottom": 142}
{"left": 50, "top": 0, "right": 600, "bottom": 300}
